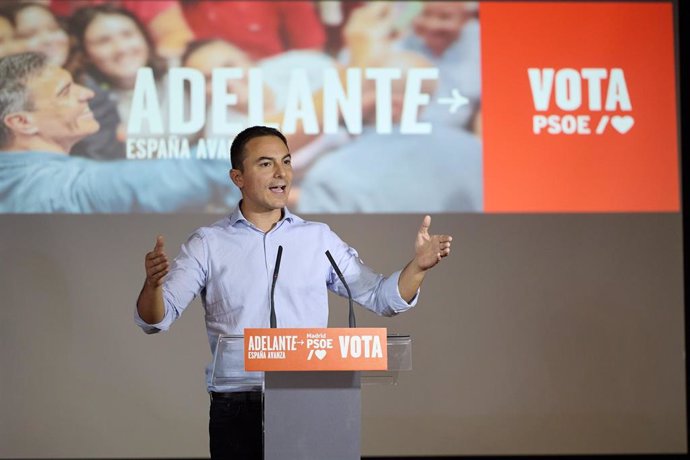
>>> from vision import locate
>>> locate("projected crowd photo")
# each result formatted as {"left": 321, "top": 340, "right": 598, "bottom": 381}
{"left": 0, "top": 1, "right": 482, "bottom": 214}
{"left": 0, "top": 2, "right": 683, "bottom": 458}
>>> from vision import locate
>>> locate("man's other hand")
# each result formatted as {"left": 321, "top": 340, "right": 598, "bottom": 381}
{"left": 414, "top": 215, "right": 452, "bottom": 271}
{"left": 145, "top": 235, "right": 169, "bottom": 288}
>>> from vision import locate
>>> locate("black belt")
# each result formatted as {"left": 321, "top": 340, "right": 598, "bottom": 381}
{"left": 209, "top": 391, "right": 261, "bottom": 402}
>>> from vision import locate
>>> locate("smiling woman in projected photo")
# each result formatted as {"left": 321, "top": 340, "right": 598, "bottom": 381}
{"left": 67, "top": 4, "right": 169, "bottom": 151}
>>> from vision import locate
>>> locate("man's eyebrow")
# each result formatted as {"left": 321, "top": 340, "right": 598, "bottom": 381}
{"left": 255, "top": 154, "right": 291, "bottom": 163}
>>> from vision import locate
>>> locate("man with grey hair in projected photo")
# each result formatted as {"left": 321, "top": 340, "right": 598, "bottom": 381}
{"left": 135, "top": 124, "right": 454, "bottom": 458}
{"left": 0, "top": 51, "right": 239, "bottom": 213}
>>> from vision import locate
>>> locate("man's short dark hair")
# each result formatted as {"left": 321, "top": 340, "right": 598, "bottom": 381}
{"left": 230, "top": 126, "right": 289, "bottom": 171}
{"left": 0, "top": 52, "right": 49, "bottom": 149}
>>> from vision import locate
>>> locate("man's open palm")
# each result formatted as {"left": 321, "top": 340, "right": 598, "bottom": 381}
{"left": 414, "top": 215, "right": 452, "bottom": 271}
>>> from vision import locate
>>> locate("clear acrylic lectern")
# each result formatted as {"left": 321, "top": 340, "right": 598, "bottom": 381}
{"left": 211, "top": 334, "right": 412, "bottom": 460}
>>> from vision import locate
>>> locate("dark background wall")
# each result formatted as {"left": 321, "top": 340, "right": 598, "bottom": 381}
{"left": 0, "top": 213, "right": 685, "bottom": 457}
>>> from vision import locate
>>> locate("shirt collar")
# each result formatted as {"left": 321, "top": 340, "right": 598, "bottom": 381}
{"left": 228, "top": 202, "right": 295, "bottom": 228}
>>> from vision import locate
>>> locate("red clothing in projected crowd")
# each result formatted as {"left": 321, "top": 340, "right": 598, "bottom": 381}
{"left": 49, "top": 0, "right": 176, "bottom": 24}
{"left": 179, "top": 1, "right": 326, "bottom": 60}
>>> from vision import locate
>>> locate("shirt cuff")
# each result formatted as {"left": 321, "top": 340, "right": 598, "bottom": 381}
{"left": 133, "top": 305, "right": 172, "bottom": 334}
{"left": 386, "top": 270, "right": 420, "bottom": 314}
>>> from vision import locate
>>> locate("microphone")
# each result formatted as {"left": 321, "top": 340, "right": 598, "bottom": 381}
{"left": 325, "top": 250, "right": 356, "bottom": 328}
{"left": 270, "top": 245, "right": 283, "bottom": 328}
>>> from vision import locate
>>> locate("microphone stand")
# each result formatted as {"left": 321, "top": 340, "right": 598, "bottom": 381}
{"left": 270, "top": 245, "right": 283, "bottom": 328}
{"left": 325, "top": 250, "right": 356, "bottom": 328}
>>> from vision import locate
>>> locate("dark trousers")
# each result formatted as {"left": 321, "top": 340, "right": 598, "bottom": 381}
{"left": 209, "top": 391, "right": 263, "bottom": 459}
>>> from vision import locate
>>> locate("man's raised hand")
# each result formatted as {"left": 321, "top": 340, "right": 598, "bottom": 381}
{"left": 414, "top": 215, "right": 452, "bottom": 271}
{"left": 144, "top": 235, "right": 169, "bottom": 288}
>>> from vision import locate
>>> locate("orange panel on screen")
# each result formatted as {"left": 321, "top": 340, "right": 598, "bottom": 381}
{"left": 480, "top": 2, "right": 679, "bottom": 212}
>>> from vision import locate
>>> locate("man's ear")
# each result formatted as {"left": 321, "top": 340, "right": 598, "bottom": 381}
{"left": 3, "top": 112, "right": 39, "bottom": 136}
{"left": 230, "top": 168, "right": 243, "bottom": 188}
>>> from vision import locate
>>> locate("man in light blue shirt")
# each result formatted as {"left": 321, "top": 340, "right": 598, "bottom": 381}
{"left": 136, "top": 126, "right": 454, "bottom": 458}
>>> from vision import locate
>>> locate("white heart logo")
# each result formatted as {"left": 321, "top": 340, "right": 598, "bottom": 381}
{"left": 610, "top": 115, "right": 634, "bottom": 134}
{"left": 315, "top": 349, "right": 327, "bottom": 360}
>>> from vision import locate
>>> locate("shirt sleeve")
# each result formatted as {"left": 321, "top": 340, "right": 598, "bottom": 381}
{"left": 134, "top": 231, "right": 209, "bottom": 334}
{"left": 71, "top": 158, "right": 239, "bottom": 213}
{"left": 325, "top": 230, "right": 418, "bottom": 316}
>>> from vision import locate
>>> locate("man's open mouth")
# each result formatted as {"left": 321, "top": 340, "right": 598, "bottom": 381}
{"left": 269, "top": 185, "right": 287, "bottom": 193}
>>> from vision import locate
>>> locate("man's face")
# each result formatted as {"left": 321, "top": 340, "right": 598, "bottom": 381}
{"left": 84, "top": 13, "right": 149, "bottom": 87}
{"left": 26, "top": 66, "right": 99, "bottom": 148}
{"left": 413, "top": 2, "right": 467, "bottom": 56}
{"left": 231, "top": 135, "right": 292, "bottom": 214}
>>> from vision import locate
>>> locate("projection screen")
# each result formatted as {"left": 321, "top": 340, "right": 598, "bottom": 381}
{"left": 0, "top": 0, "right": 686, "bottom": 457}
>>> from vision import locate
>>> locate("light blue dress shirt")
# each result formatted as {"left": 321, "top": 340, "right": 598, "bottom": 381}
{"left": 134, "top": 206, "right": 417, "bottom": 391}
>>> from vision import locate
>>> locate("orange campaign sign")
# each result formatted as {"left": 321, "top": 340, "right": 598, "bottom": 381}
{"left": 480, "top": 2, "right": 679, "bottom": 212}
{"left": 244, "top": 328, "right": 388, "bottom": 371}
